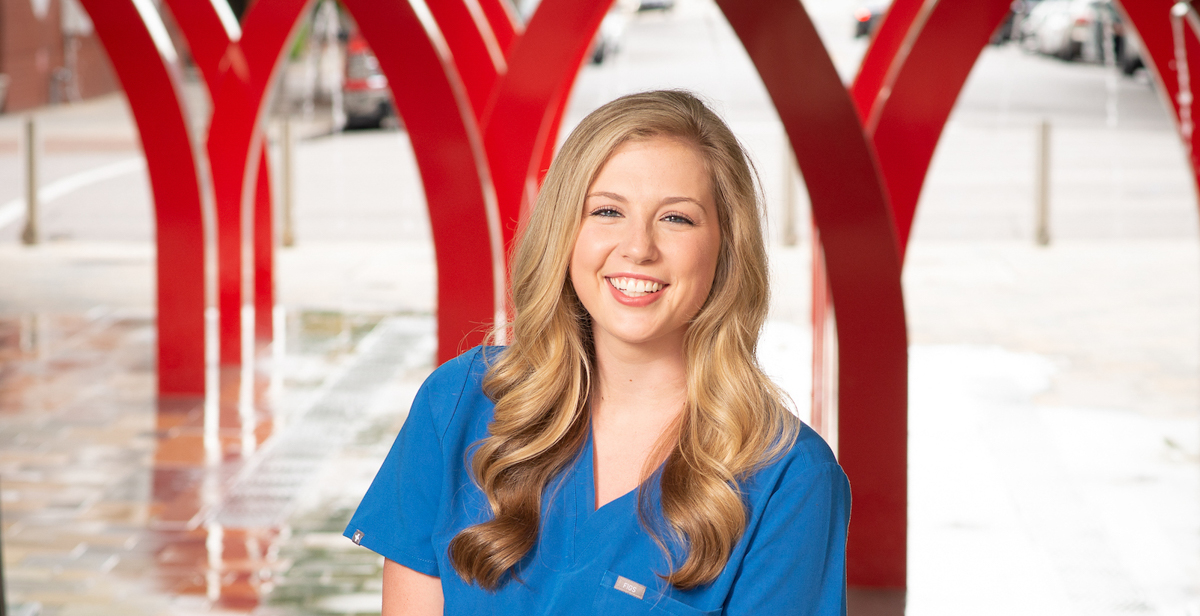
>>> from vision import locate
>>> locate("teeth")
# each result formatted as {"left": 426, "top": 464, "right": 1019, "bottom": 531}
{"left": 607, "top": 277, "right": 663, "bottom": 297}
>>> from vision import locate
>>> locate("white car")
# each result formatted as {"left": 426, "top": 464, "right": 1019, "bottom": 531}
{"left": 1023, "top": 0, "right": 1115, "bottom": 62}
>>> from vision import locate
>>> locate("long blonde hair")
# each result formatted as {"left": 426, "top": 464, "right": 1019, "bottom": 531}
{"left": 448, "top": 90, "right": 798, "bottom": 590}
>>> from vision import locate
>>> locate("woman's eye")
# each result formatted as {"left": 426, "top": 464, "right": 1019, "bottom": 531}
{"left": 590, "top": 207, "right": 621, "bottom": 218}
{"left": 662, "top": 214, "right": 695, "bottom": 225}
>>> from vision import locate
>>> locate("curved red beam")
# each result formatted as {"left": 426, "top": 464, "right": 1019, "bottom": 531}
{"left": 716, "top": 0, "right": 909, "bottom": 589}
{"left": 342, "top": 0, "right": 502, "bottom": 362}
{"left": 850, "top": 0, "right": 925, "bottom": 121}
{"left": 77, "top": 0, "right": 207, "bottom": 396}
{"left": 164, "top": 0, "right": 279, "bottom": 349}
{"left": 482, "top": 0, "right": 614, "bottom": 250}
{"left": 477, "top": 0, "right": 521, "bottom": 53}
{"left": 865, "top": 0, "right": 1015, "bottom": 255}
{"left": 427, "top": 0, "right": 506, "bottom": 119}
{"left": 253, "top": 158, "right": 274, "bottom": 343}
{"left": 1116, "top": 0, "right": 1200, "bottom": 199}
{"left": 205, "top": 0, "right": 309, "bottom": 365}
{"left": 160, "top": 0, "right": 232, "bottom": 92}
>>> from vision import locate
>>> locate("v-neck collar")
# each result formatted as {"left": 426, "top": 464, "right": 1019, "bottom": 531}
{"left": 574, "top": 425, "right": 650, "bottom": 518}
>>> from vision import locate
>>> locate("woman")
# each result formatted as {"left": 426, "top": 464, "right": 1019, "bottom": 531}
{"left": 345, "top": 90, "right": 850, "bottom": 615}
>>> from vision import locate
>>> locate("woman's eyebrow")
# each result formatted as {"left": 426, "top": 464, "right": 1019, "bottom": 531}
{"left": 659, "top": 196, "right": 704, "bottom": 207}
{"left": 586, "top": 191, "right": 626, "bottom": 202}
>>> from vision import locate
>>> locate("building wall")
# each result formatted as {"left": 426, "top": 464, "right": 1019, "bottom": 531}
{"left": 72, "top": 33, "right": 117, "bottom": 100}
{"left": 0, "top": 0, "right": 119, "bottom": 113}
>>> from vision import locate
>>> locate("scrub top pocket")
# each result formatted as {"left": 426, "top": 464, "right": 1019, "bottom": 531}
{"left": 593, "top": 570, "right": 721, "bottom": 616}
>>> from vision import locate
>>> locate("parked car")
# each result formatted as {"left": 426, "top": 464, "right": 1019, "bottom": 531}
{"left": 854, "top": 3, "right": 890, "bottom": 38}
{"left": 591, "top": 10, "right": 627, "bottom": 64}
{"left": 1010, "top": 0, "right": 1044, "bottom": 38}
{"left": 590, "top": 0, "right": 640, "bottom": 64}
{"left": 342, "top": 36, "right": 395, "bottom": 129}
{"left": 1020, "top": 0, "right": 1121, "bottom": 62}
{"left": 1021, "top": 0, "right": 1076, "bottom": 58}
{"left": 636, "top": 0, "right": 674, "bottom": 10}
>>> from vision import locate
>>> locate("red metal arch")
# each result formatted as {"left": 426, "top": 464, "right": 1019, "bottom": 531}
{"left": 829, "top": 0, "right": 1200, "bottom": 592}
{"left": 482, "top": 0, "right": 615, "bottom": 250}
{"left": 716, "top": 0, "right": 910, "bottom": 589}
{"left": 850, "top": 0, "right": 924, "bottom": 122}
{"left": 856, "top": 0, "right": 1200, "bottom": 255}
{"left": 857, "top": 0, "right": 1015, "bottom": 256}
{"left": 78, "top": 0, "right": 207, "bottom": 396}
{"left": 478, "top": 0, "right": 522, "bottom": 54}
{"left": 164, "top": 0, "right": 280, "bottom": 352}
{"left": 426, "top": 0, "right": 506, "bottom": 120}
{"left": 205, "top": 0, "right": 309, "bottom": 365}
{"left": 342, "top": 0, "right": 502, "bottom": 362}
{"left": 74, "top": 0, "right": 1200, "bottom": 603}
{"left": 1117, "top": 0, "right": 1200, "bottom": 199}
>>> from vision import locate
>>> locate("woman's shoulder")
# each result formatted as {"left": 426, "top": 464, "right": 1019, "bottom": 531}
{"left": 422, "top": 344, "right": 503, "bottom": 390}
{"left": 752, "top": 420, "right": 847, "bottom": 495}
{"left": 781, "top": 421, "right": 840, "bottom": 471}
{"left": 415, "top": 345, "right": 505, "bottom": 439}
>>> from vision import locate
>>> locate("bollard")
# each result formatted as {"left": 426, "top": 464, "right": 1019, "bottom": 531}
{"left": 281, "top": 116, "right": 295, "bottom": 247}
{"left": 1100, "top": 5, "right": 1119, "bottom": 128}
{"left": 1035, "top": 120, "right": 1051, "bottom": 247}
{"left": 21, "top": 117, "right": 37, "bottom": 246}
{"left": 1, "top": 477, "right": 6, "bottom": 616}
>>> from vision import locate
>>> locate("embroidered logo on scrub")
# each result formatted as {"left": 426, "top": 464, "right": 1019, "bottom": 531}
{"left": 352, "top": 530, "right": 365, "bottom": 545}
{"left": 614, "top": 575, "right": 646, "bottom": 600}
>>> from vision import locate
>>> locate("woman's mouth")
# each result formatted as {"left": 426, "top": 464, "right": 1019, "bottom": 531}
{"left": 606, "top": 276, "right": 665, "bottom": 298}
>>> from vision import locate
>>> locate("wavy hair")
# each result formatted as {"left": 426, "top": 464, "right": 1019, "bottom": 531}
{"left": 448, "top": 90, "right": 799, "bottom": 590}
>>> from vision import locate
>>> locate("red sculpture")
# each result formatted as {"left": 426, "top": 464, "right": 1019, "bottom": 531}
{"left": 716, "top": 0, "right": 910, "bottom": 589}
{"left": 204, "top": 0, "right": 309, "bottom": 365}
{"left": 76, "top": 0, "right": 1200, "bottom": 603}
{"left": 481, "top": 0, "right": 616, "bottom": 252}
{"left": 850, "top": 0, "right": 923, "bottom": 122}
{"left": 857, "top": 0, "right": 1016, "bottom": 257}
{"left": 1116, "top": 0, "right": 1200, "bottom": 197}
{"left": 76, "top": 0, "right": 207, "bottom": 396}
{"left": 164, "top": 0, "right": 302, "bottom": 366}
{"left": 343, "top": 0, "right": 503, "bottom": 360}
{"left": 425, "top": 0, "right": 506, "bottom": 120}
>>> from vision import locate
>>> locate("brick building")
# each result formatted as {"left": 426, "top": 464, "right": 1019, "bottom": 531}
{"left": 0, "top": 0, "right": 119, "bottom": 113}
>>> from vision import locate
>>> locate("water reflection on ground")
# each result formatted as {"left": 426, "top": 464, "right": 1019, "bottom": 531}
{"left": 0, "top": 310, "right": 433, "bottom": 614}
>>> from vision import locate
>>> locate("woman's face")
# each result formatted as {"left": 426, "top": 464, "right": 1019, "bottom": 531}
{"left": 570, "top": 137, "right": 721, "bottom": 355}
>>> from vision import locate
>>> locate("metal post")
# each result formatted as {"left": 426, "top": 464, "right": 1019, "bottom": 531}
{"left": 281, "top": 116, "right": 295, "bottom": 247}
{"left": 1101, "top": 4, "right": 1118, "bottom": 128}
{"left": 1, "top": 476, "right": 7, "bottom": 616}
{"left": 1035, "top": 119, "right": 1051, "bottom": 247}
{"left": 21, "top": 117, "right": 37, "bottom": 246}
{"left": 1172, "top": 2, "right": 1195, "bottom": 148}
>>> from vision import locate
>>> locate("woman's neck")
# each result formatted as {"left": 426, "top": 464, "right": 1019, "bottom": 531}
{"left": 591, "top": 336, "right": 688, "bottom": 419}
{"left": 589, "top": 335, "right": 688, "bottom": 508}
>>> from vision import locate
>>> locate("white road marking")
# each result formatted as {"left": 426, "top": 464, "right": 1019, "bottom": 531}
{"left": 0, "top": 157, "right": 146, "bottom": 230}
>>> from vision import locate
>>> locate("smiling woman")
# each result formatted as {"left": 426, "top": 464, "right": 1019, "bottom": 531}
{"left": 571, "top": 137, "right": 721, "bottom": 354}
{"left": 344, "top": 90, "right": 850, "bottom": 616}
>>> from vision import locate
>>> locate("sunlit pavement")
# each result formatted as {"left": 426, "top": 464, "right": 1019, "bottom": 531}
{"left": 0, "top": 310, "right": 434, "bottom": 615}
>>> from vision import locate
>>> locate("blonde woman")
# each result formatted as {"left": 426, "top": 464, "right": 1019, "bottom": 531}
{"left": 346, "top": 90, "right": 850, "bottom": 615}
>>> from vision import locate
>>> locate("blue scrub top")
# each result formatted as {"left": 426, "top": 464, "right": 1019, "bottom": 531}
{"left": 344, "top": 347, "right": 851, "bottom": 615}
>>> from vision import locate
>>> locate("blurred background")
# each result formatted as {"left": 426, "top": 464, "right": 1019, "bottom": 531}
{"left": 0, "top": 0, "right": 1197, "bottom": 614}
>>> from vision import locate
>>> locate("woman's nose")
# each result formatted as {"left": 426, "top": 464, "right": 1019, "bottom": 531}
{"left": 620, "top": 222, "right": 658, "bottom": 263}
